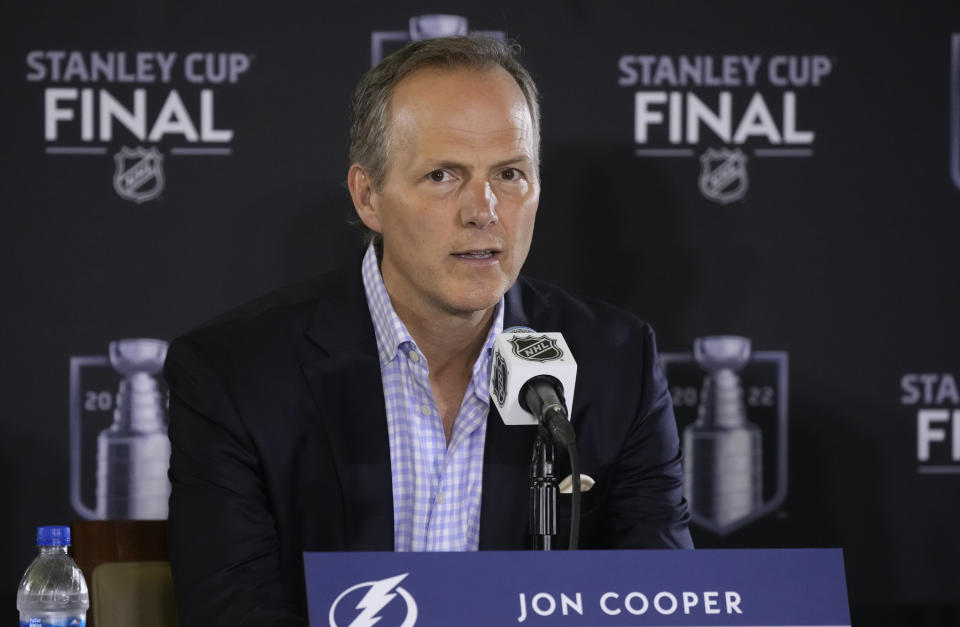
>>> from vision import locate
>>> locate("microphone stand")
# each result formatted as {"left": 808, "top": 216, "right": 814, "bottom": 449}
{"left": 529, "top": 422, "right": 558, "bottom": 550}
{"left": 522, "top": 376, "right": 580, "bottom": 551}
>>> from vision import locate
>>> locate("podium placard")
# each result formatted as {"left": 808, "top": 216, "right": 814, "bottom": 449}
{"left": 305, "top": 548, "right": 850, "bottom": 627}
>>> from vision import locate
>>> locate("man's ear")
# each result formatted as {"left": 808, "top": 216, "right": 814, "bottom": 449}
{"left": 347, "top": 164, "right": 382, "bottom": 234}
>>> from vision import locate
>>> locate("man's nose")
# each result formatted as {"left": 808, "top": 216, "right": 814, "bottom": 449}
{"left": 460, "top": 180, "right": 499, "bottom": 228}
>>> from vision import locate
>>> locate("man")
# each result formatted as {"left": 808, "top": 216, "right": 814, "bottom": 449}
{"left": 164, "top": 36, "right": 691, "bottom": 627}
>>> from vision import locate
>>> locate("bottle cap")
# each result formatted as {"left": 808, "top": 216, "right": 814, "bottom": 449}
{"left": 36, "top": 525, "right": 71, "bottom": 547}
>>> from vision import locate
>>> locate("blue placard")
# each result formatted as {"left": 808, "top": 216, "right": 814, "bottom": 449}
{"left": 304, "top": 548, "right": 850, "bottom": 627}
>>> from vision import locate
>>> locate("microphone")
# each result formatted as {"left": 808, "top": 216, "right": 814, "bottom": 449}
{"left": 489, "top": 329, "right": 577, "bottom": 428}
{"left": 489, "top": 329, "right": 581, "bottom": 550}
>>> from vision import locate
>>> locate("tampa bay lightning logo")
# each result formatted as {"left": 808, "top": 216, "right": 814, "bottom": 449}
{"left": 329, "top": 573, "right": 418, "bottom": 627}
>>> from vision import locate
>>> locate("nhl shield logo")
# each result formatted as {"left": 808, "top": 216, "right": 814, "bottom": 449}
{"left": 492, "top": 349, "right": 508, "bottom": 407}
{"left": 113, "top": 146, "right": 164, "bottom": 203}
{"left": 698, "top": 148, "right": 748, "bottom": 204}
{"left": 508, "top": 335, "right": 563, "bottom": 363}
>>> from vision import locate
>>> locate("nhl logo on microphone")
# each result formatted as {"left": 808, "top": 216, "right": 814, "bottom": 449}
{"left": 492, "top": 350, "right": 508, "bottom": 405}
{"left": 509, "top": 335, "right": 564, "bottom": 362}
{"left": 491, "top": 332, "right": 577, "bottom": 426}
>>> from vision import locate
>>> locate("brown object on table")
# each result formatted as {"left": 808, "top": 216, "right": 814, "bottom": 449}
{"left": 71, "top": 520, "right": 178, "bottom": 627}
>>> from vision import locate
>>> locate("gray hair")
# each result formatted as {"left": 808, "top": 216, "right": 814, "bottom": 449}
{"left": 348, "top": 36, "right": 541, "bottom": 244}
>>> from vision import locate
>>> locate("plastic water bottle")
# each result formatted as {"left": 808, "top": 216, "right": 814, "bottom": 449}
{"left": 16, "top": 526, "right": 89, "bottom": 627}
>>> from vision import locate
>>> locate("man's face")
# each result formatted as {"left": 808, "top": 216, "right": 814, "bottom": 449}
{"left": 361, "top": 66, "right": 540, "bottom": 320}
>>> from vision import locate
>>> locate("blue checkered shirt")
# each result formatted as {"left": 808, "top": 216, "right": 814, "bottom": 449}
{"left": 361, "top": 244, "right": 503, "bottom": 551}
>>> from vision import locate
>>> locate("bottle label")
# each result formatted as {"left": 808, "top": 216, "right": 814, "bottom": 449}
{"left": 20, "top": 617, "right": 86, "bottom": 627}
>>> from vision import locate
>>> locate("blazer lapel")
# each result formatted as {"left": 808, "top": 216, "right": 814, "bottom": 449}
{"left": 478, "top": 405, "right": 537, "bottom": 549}
{"left": 297, "top": 268, "right": 553, "bottom": 551}
{"left": 479, "top": 277, "right": 552, "bottom": 550}
{"left": 301, "top": 264, "right": 394, "bottom": 550}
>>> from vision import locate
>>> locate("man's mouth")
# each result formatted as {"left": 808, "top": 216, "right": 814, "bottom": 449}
{"left": 452, "top": 249, "right": 499, "bottom": 260}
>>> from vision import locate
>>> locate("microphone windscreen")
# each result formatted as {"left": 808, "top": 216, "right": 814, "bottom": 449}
{"left": 490, "top": 331, "right": 577, "bottom": 425}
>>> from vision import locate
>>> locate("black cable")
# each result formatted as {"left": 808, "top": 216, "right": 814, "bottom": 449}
{"left": 545, "top": 410, "right": 580, "bottom": 551}
{"left": 567, "top": 438, "right": 581, "bottom": 551}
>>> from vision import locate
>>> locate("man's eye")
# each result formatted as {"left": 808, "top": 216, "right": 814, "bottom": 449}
{"left": 500, "top": 168, "right": 522, "bottom": 181}
{"left": 428, "top": 170, "right": 449, "bottom": 182}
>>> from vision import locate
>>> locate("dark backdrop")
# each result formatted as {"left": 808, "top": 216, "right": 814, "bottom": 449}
{"left": 4, "top": 2, "right": 959, "bottom": 624}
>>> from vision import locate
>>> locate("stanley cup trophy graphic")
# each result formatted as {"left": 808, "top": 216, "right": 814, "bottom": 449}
{"left": 683, "top": 336, "right": 763, "bottom": 528}
{"left": 409, "top": 14, "right": 469, "bottom": 40}
{"left": 371, "top": 15, "right": 505, "bottom": 66}
{"left": 70, "top": 338, "right": 171, "bottom": 520}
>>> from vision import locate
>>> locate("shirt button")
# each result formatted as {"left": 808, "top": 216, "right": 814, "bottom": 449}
{"left": 421, "top": 404, "right": 432, "bottom": 416}
{"left": 437, "top": 493, "right": 444, "bottom": 504}
{"left": 408, "top": 351, "right": 420, "bottom": 363}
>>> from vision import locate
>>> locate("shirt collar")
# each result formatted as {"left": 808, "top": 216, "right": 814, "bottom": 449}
{"left": 361, "top": 243, "right": 412, "bottom": 365}
{"left": 360, "top": 243, "right": 505, "bottom": 375}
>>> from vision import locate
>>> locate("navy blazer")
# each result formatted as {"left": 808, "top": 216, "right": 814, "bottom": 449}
{"left": 164, "top": 263, "right": 692, "bottom": 627}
